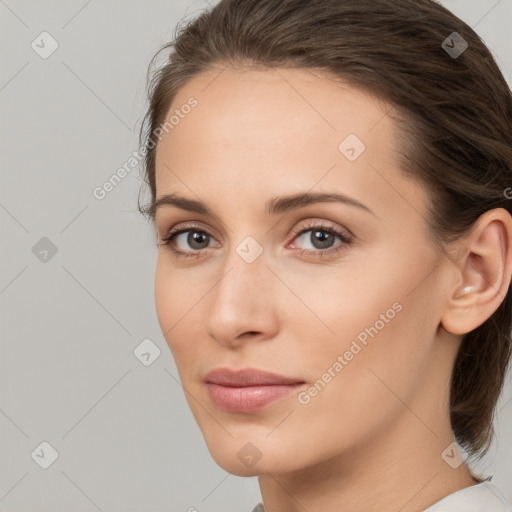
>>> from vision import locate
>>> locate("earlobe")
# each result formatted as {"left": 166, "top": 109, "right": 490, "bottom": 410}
{"left": 441, "top": 208, "right": 512, "bottom": 336}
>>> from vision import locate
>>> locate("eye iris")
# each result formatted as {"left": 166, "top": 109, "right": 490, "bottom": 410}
{"left": 188, "top": 231, "right": 209, "bottom": 249}
{"left": 311, "top": 230, "right": 334, "bottom": 249}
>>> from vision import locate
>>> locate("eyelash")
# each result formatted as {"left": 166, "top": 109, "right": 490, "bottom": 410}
{"left": 159, "top": 221, "right": 353, "bottom": 260}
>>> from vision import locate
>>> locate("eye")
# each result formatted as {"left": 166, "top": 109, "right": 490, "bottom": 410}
{"left": 159, "top": 224, "right": 219, "bottom": 259}
{"left": 288, "top": 221, "right": 353, "bottom": 257}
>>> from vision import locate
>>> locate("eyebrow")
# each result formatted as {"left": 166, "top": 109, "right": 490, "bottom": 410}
{"left": 149, "top": 191, "right": 377, "bottom": 220}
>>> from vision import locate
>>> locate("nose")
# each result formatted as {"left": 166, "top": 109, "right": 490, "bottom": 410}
{"left": 204, "top": 241, "right": 279, "bottom": 348}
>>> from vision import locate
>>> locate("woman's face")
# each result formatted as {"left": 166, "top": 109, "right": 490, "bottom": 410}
{"left": 153, "top": 66, "right": 458, "bottom": 475}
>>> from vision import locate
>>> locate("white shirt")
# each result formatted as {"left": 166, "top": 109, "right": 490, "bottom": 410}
{"left": 250, "top": 478, "right": 512, "bottom": 511}
{"left": 424, "top": 479, "right": 511, "bottom": 511}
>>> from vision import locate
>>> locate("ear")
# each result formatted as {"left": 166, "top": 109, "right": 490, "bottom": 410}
{"left": 441, "top": 208, "right": 512, "bottom": 336}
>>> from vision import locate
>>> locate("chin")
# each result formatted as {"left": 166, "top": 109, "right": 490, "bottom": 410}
{"left": 215, "top": 457, "right": 263, "bottom": 477}
{"left": 202, "top": 431, "right": 302, "bottom": 476}
{"left": 211, "top": 451, "right": 290, "bottom": 477}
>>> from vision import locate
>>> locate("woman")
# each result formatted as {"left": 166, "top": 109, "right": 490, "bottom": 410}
{"left": 138, "top": 0, "right": 512, "bottom": 510}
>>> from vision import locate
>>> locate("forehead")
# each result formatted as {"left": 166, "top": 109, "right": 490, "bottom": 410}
{"left": 156, "top": 66, "right": 392, "bottom": 159}
{"left": 153, "top": 66, "right": 427, "bottom": 223}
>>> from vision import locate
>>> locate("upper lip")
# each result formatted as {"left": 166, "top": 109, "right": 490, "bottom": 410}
{"left": 204, "top": 367, "right": 305, "bottom": 387}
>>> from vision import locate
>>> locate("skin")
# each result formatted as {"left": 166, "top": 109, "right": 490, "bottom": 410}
{"left": 152, "top": 65, "right": 512, "bottom": 512}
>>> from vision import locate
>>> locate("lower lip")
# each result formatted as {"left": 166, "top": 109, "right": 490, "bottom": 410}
{"left": 205, "top": 382, "right": 306, "bottom": 413}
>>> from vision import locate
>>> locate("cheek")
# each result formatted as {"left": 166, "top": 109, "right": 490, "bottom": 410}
{"left": 154, "top": 259, "right": 173, "bottom": 332}
{"left": 277, "top": 256, "right": 405, "bottom": 358}
{"left": 284, "top": 253, "right": 435, "bottom": 403}
{"left": 154, "top": 256, "right": 195, "bottom": 332}
{"left": 154, "top": 257, "right": 191, "bottom": 355}
{"left": 286, "top": 307, "right": 425, "bottom": 461}
{"left": 154, "top": 257, "right": 207, "bottom": 369}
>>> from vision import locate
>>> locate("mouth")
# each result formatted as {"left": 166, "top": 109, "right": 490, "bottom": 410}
{"left": 204, "top": 367, "right": 306, "bottom": 413}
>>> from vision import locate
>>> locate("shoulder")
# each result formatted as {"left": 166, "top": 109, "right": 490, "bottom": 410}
{"left": 249, "top": 479, "right": 511, "bottom": 512}
{"left": 424, "top": 480, "right": 512, "bottom": 512}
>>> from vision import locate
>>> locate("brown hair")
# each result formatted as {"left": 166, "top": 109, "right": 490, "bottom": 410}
{"left": 138, "top": 0, "right": 512, "bottom": 459}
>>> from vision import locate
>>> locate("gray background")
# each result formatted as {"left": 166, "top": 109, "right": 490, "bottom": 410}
{"left": 1, "top": 1, "right": 511, "bottom": 511}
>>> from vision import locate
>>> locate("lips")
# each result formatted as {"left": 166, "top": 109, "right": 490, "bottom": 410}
{"left": 204, "top": 367, "right": 306, "bottom": 413}
{"left": 204, "top": 367, "right": 305, "bottom": 387}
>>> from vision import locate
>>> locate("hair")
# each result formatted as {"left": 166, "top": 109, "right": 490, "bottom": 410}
{"left": 137, "top": 0, "right": 512, "bottom": 459}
